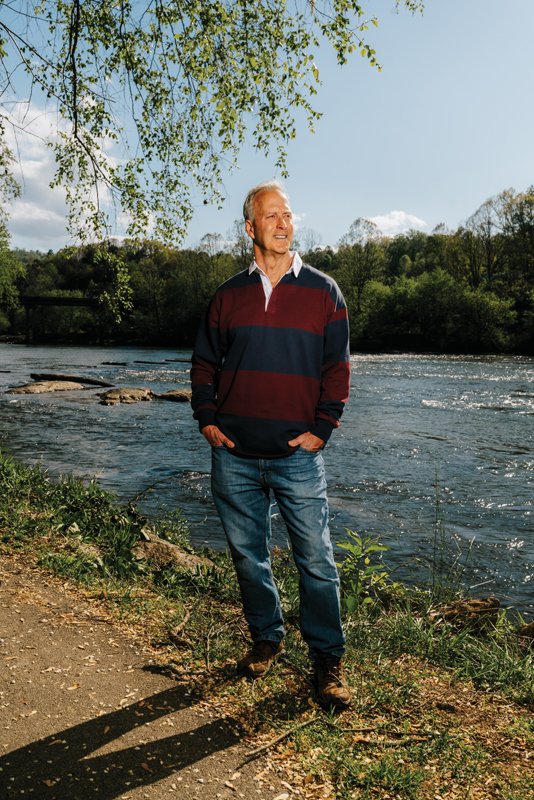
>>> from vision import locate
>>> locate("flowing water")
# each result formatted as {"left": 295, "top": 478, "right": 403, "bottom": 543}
{"left": 0, "top": 344, "right": 532, "bottom": 615}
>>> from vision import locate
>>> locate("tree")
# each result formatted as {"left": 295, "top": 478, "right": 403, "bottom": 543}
{"left": 501, "top": 187, "right": 534, "bottom": 282}
{"left": 0, "top": 221, "right": 24, "bottom": 329}
{"left": 456, "top": 287, "right": 515, "bottom": 352}
{"left": 338, "top": 217, "right": 381, "bottom": 249}
{"left": 498, "top": 187, "right": 534, "bottom": 347}
{"left": 0, "top": 1, "right": 424, "bottom": 242}
{"left": 197, "top": 233, "right": 225, "bottom": 258}
{"left": 384, "top": 229, "right": 428, "bottom": 279}
{"left": 295, "top": 226, "right": 322, "bottom": 255}
{"left": 409, "top": 268, "right": 461, "bottom": 350}
{"left": 0, "top": 117, "right": 19, "bottom": 217}
{"left": 336, "top": 218, "right": 385, "bottom": 311}
{"left": 305, "top": 245, "right": 335, "bottom": 272}
{"left": 228, "top": 219, "right": 252, "bottom": 272}
{"left": 465, "top": 192, "right": 512, "bottom": 285}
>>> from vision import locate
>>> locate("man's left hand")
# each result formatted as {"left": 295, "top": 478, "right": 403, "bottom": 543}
{"left": 288, "top": 432, "right": 325, "bottom": 452}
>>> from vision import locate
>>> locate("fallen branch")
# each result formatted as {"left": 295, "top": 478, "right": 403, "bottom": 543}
{"left": 169, "top": 609, "right": 192, "bottom": 646}
{"left": 242, "top": 717, "right": 442, "bottom": 763}
{"left": 241, "top": 716, "right": 319, "bottom": 763}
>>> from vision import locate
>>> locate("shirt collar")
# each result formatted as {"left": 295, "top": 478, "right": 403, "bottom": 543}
{"left": 248, "top": 251, "right": 302, "bottom": 278}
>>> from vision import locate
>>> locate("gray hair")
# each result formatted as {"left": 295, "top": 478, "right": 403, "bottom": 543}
{"left": 243, "top": 180, "right": 289, "bottom": 222}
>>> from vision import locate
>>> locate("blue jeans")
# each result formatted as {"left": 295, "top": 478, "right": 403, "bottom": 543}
{"left": 211, "top": 446, "right": 345, "bottom": 658}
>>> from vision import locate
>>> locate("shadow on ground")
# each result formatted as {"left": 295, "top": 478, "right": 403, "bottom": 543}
{"left": 0, "top": 684, "right": 243, "bottom": 799}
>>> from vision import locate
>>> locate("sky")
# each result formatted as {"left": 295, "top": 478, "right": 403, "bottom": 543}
{"left": 5, "top": 0, "right": 534, "bottom": 252}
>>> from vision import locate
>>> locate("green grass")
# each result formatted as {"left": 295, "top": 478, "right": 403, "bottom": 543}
{"left": 1, "top": 450, "right": 533, "bottom": 800}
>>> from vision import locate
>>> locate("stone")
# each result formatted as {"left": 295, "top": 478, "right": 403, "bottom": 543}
{"left": 7, "top": 381, "right": 85, "bottom": 394}
{"left": 30, "top": 372, "right": 113, "bottom": 387}
{"left": 98, "top": 387, "right": 154, "bottom": 405}
{"left": 155, "top": 389, "right": 192, "bottom": 402}
{"left": 429, "top": 596, "right": 500, "bottom": 631}
{"left": 133, "top": 528, "right": 213, "bottom": 571}
{"left": 517, "top": 620, "right": 534, "bottom": 640}
{"left": 76, "top": 541, "right": 103, "bottom": 564}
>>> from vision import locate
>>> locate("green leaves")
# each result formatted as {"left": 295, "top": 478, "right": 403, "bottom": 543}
{"left": 0, "top": 1, "right": 422, "bottom": 242}
{"left": 93, "top": 246, "right": 133, "bottom": 324}
{"left": 337, "top": 529, "right": 394, "bottom": 613}
{"left": 0, "top": 223, "right": 25, "bottom": 318}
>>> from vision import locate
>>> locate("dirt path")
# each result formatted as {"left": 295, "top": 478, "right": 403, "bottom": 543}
{"left": 0, "top": 559, "right": 289, "bottom": 800}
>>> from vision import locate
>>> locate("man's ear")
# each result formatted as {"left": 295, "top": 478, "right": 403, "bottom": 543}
{"left": 245, "top": 219, "right": 255, "bottom": 240}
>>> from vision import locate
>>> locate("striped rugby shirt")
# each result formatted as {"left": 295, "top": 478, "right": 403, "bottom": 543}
{"left": 191, "top": 259, "right": 350, "bottom": 458}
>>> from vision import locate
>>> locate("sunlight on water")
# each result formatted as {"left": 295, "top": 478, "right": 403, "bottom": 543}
{"left": 1, "top": 345, "right": 533, "bottom": 615}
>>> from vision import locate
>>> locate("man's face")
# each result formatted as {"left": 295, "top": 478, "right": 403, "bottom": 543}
{"left": 245, "top": 190, "right": 294, "bottom": 256}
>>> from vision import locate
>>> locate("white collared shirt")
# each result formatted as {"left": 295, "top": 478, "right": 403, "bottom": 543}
{"left": 248, "top": 252, "right": 303, "bottom": 310}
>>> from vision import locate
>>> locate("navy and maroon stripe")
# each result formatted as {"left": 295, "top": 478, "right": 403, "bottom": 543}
{"left": 191, "top": 263, "right": 350, "bottom": 457}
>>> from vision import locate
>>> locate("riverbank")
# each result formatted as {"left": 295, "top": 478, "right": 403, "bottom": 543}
{"left": 1, "top": 454, "right": 533, "bottom": 799}
{"left": 2, "top": 344, "right": 533, "bottom": 615}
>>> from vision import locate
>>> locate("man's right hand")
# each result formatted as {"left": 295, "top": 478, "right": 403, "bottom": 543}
{"left": 201, "top": 425, "right": 235, "bottom": 448}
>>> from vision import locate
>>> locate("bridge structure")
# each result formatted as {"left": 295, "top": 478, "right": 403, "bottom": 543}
{"left": 19, "top": 295, "right": 100, "bottom": 343}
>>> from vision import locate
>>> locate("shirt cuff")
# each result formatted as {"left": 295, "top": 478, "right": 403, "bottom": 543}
{"left": 311, "top": 419, "right": 335, "bottom": 444}
{"left": 195, "top": 408, "right": 217, "bottom": 430}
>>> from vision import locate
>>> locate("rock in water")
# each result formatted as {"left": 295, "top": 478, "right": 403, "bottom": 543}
{"left": 30, "top": 372, "right": 113, "bottom": 387}
{"left": 7, "top": 381, "right": 85, "bottom": 394}
{"left": 155, "top": 389, "right": 192, "bottom": 402}
{"left": 98, "top": 387, "right": 154, "bottom": 405}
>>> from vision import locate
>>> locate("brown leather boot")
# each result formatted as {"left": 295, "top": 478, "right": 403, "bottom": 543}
{"left": 237, "top": 640, "right": 285, "bottom": 678}
{"left": 313, "top": 655, "right": 351, "bottom": 709}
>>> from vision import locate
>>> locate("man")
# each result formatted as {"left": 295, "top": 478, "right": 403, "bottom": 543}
{"left": 190, "top": 180, "right": 351, "bottom": 709}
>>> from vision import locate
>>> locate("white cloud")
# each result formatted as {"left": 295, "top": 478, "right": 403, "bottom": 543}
{"left": 368, "top": 210, "right": 428, "bottom": 236}
{"left": 4, "top": 104, "right": 70, "bottom": 251}
{"left": 4, "top": 101, "right": 123, "bottom": 251}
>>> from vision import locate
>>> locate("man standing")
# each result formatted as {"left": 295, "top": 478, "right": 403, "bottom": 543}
{"left": 191, "top": 181, "right": 351, "bottom": 709}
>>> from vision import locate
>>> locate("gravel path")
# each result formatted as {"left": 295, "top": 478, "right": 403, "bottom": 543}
{"left": 0, "top": 560, "right": 289, "bottom": 800}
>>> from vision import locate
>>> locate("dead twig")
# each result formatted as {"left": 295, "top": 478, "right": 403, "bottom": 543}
{"left": 169, "top": 609, "right": 192, "bottom": 646}
{"left": 241, "top": 714, "right": 444, "bottom": 764}
{"left": 205, "top": 615, "right": 241, "bottom": 670}
{"left": 241, "top": 716, "right": 319, "bottom": 763}
{"left": 351, "top": 734, "right": 434, "bottom": 747}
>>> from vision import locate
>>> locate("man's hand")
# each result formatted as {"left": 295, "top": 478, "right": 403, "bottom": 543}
{"left": 201, "top": 424, "right": 235, "bottom": 448}
{"left": 288, "top": 432, "right": 325, "bottom": 452}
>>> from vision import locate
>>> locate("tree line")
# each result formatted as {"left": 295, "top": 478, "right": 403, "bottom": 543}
{"left": 0, "top": 185, "right": 532, "bottom": 354}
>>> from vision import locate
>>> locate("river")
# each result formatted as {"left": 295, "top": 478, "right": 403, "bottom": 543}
{"left": 0, "top": 344, "right": 532, "bottom": 616}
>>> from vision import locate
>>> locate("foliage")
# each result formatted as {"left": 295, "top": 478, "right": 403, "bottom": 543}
{"left": 0, "top": 116, "right": 20, "bottom": 218}
{"left": 337, "top": 529, "right": 397, "bottom": 612}
{"left": 2, "top": 452, "right": 534, "bottom": 799}
{"left": 0, "top": 0, "right": 423, "bottom": 242}
{"left": 0, "top": 453, "right": 143, "bottom": 578}
{"left": 336, "top": 218, "right": 386, "bottom": 311}
{"left": 3, "top": 180, "right": 533, "bottom": 351}
{"left": 93, "top": 245, "right": 133, "bottom": 324}
{"left": 0, "top": 221, "right": 24, "bottom": 326}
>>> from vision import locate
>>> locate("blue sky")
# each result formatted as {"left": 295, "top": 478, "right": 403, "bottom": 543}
{"left": 7, "top": 0, "right": 534, "bottom": 251}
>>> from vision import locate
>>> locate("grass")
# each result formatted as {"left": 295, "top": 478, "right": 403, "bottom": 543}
{"left": 1, "top": 451, "right": 533, "bottom": 799}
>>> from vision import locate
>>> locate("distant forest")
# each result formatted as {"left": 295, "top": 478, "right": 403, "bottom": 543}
{"left": 1, "top": 186, "right": 533, "bottom": 354}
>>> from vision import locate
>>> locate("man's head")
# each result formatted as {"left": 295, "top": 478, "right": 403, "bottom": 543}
{"left": 243, "top": 180, "right": 289, "bottom": 223}
{"left": 243, "top": 181, "right": 294, "bottom": 259}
